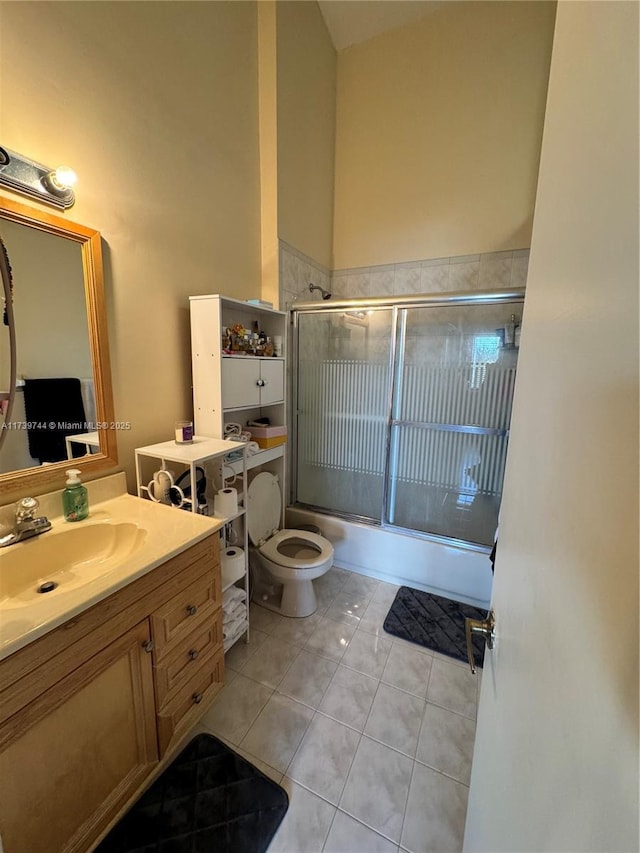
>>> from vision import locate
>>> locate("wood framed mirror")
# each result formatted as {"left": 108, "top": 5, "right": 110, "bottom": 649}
{"left": 0, "top": 195, "right": 117, "bottom": 497}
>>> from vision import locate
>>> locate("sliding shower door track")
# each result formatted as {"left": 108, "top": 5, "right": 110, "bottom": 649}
{"left": 392, "top": 420, "right": 509, "bottom": 436}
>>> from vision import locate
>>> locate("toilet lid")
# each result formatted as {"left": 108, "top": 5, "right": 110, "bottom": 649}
{"left": 247, "top": 472, "right": 282, "bottom": 546}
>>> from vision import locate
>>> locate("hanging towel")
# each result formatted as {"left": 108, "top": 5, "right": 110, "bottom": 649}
{"left": 23, "top": 378, "right": 86, "bottom": 463}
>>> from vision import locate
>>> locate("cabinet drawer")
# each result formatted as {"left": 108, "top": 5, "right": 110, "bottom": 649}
{"left": 151, "top": 572, "right": 220, "bottom": 660}
{"left": 156, "top": 648, "right": 224, "bottom": 756}
{"left": 154, "top": 610, "right": 223, "bottom": 708}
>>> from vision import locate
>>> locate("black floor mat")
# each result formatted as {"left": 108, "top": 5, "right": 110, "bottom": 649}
{"left": 95, "top": 733, "right": 289, "bottom": 853}
{"left": 383, "top": 586, "right": 488, "bottom": 667}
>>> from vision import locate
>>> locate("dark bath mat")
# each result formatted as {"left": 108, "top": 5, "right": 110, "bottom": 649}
{"left": 383, "top": 586, "right": 488, "bottom": 667}
{"left": 95, "top": 733, "right": 289, "bottom": 853}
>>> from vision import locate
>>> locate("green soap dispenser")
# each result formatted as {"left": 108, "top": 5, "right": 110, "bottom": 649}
{"left": 63, "top": 468, "right": 89, "bottom": 522}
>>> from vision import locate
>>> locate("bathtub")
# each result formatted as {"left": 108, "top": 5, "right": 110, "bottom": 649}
{"left": 286, "top": 506, "right": 492, "bottom": 608}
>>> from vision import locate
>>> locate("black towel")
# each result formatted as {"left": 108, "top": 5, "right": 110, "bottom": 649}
{"left": 23, "top": 378, "right": 87, "bottom": 463}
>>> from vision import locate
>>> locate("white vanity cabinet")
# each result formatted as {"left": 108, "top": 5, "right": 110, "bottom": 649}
{"left": 222, "top": 356, "right": 284, "bottom": 410}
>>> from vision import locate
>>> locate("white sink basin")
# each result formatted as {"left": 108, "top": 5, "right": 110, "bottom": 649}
{"left": 0, "top": 522, "right": 147, "bottom": 605}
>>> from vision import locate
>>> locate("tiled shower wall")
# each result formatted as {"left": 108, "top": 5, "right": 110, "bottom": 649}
{"left": 279, "top": 239, "right": 529, "bottom": 309}
{"left": 280, "top": 240, "right": 333, "bottom": 309}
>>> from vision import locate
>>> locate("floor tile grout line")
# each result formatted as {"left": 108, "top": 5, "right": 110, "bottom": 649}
{"left": 239, "top": 690, "right": 316, "bottom": 777}
{"left": 420, "top": 696, "right": 477, "bottom": 722}
{"left": 276, "top": 646, "right": 341, "bottom": 716}
{"left": 412, "top": 754, "right": 471, "bottom": 788}
{"left": 320, "top": 806, "right": 402, "bottom": 853}
{"left": 233, "top": 683, "right": 276, "bottom": 750}
{"left": 412, "top": 654, "right": 436, "bottom": 766}
{"left": 237, "top": 641, "right": 303, "bottom": 694}
{"left": 397, "top": 753, "right": 418, "bottom": 853}
{"left": 337, "top": 798, "right": 403, "bottom": 847}
{"left": 284, "top": 707, "right": 364, "bottom": 813}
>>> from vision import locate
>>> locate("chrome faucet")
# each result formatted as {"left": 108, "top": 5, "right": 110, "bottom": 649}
{"left": 0, "top": 497, "right": 52, "bottom": 547}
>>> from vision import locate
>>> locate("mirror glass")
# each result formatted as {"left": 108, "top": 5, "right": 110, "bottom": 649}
{"left": 0, "top": 196, "right": 117, "bottom": 496}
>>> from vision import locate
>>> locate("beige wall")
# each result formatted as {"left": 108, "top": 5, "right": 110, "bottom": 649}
{"left": 0, "top": 1, "right": 261, "bottom": 490}
{"left": 333, "top": 1, "right": 556, "bottom": 269}
{"left": 276, "top": 0, "right": 336, "bottom": 269}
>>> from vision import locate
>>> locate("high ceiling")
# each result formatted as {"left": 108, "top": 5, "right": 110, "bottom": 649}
{"left": 317, "top": 1, "right": 442, "bottom": 51}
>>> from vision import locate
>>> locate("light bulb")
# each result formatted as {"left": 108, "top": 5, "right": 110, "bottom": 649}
{"left": 53, "top": 166, "right": 77, "bottom": 188}
{"left": 41, "top": 165, "right": 77, "bottom": 199}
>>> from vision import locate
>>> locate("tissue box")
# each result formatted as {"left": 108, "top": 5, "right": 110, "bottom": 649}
{"left": 249, "top": 425, "right": 287, "bottom": 449}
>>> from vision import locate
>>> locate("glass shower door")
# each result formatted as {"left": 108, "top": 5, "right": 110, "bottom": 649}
{"left": 386, "top": 301, "right": 523, "bottom": 546}
{"left": 295, "top": 308, "right": 394, "bottom": 521}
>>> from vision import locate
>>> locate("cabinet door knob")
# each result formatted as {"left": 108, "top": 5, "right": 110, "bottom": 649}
{"left": 186, "top": 604, "right": 198, "bottom": 617}
{"left": 256, "top": 378, "right": 265, "bottom": 387}
{"left": 192, "top": 692, "right": 203, "bottom": 705}
{"left": 141, "top": 639, "right": 154, "bottom": 653}
{"left": 188, "top": 648, "right": 199, "bottom": 661}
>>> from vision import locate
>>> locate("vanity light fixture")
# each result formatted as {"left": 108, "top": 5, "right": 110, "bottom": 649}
{"left": 0, "top": 146, "right": 76, "bottom": 209}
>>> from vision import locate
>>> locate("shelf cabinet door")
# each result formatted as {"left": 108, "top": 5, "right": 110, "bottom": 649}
{"left": 0, "top": 621, "right": 157, "bottom": 853}
{"left": 259, "top": 359, "right": 284, "bottom": 405}
{"left": 222, "top": 358, "right": 284, "bottom": 410}
{"left": 222, "top": 358, "right": 261, "bottom": 409}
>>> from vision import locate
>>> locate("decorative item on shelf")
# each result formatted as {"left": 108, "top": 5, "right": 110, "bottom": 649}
{"left": 174, "top": 420, "right": 193, "bottom": 444}
{"left": 222, "top": 320, "right": 278, "bottom": 357}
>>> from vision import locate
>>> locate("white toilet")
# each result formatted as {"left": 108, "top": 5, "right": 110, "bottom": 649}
{"left": 248, "top": 472, "right": 334, "bottom": 617}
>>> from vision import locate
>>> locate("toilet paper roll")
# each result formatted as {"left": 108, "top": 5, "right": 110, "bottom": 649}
{"left": 214, "top": 487, "right": 238, "bottom": 517}
{"left": 222, "top": 546, "right": 245, "bottom": 583}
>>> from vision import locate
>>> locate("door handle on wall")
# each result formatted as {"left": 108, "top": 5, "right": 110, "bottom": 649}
{"left": 465, "top": 610, "right": 496, "bottom": 674}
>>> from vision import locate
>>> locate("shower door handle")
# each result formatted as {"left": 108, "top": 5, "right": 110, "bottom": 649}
{"left": 465, "top": 610, "right": 495, "bottom": 674}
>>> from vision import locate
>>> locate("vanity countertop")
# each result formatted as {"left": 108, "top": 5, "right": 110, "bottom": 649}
{"left": 0, "top": 489, "right": 224, "bottom": 661}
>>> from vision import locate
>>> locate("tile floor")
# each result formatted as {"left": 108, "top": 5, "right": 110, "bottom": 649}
{"left": 198, "top": 567, "right": 481, "bottom": 853}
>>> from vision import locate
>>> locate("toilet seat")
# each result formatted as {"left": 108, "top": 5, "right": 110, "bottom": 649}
{"left": 260, "top": 529, "right": 333, "bottom": 570}
{"left": 248, "top": 473, "right": 333, "bottom": 571}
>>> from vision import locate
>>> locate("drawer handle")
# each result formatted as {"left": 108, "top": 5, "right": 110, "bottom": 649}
{"left": 186, "top": 604, "right": 198, "bottom": 617}
{"left": 142, "top": 639, "right": 154, "bottom": 653}
{"left": 188, "top": 648, "right": 199, "bottom": 661}
{"left": 192, "top": 692, "right": 203, "bottom": 705}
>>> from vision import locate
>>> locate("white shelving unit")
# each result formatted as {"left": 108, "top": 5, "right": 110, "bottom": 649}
{"left": 189, "top": 293, "right": 288, "bottom": 529}
{"left": 134, "top": 435, "right": 250, "bottom": 651}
